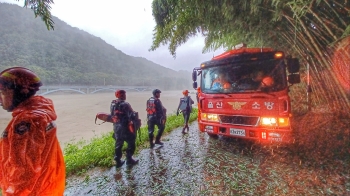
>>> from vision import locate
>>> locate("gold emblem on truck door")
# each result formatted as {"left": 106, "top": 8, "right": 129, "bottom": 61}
{"left": 228, "top": 102, "right": 247, "bottom": 110}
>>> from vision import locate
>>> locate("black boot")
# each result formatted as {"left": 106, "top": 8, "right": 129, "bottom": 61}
{"left": 182, "top": 127, "right": 187, "bottom": 134}
{"left": 149, "top": 134, "right": 154, "bottom": 148}
{"left": 115, "top": 159, "right": 125, "bottom": 168}
{"left": 155, "top": 130, "right": 164, "bottom": 145}
{"left": 126, "top": 157, "right": 139, "bottom": 166}
{"left": 155, "top": 136, "right": 164, "bottom": 145}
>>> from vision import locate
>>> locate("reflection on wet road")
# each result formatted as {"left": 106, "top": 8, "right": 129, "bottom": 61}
{"left": 64, "top": 121, "right": 266, "bottom": 195}
{"left": 65, "top": 122, "right": 210, "bottom": 195}
{"left": 64, "top": 121, "right": 349, "bottom": 195}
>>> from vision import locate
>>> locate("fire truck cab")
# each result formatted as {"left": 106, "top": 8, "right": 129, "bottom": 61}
{"left": 192, "top": 44, "right": 300, "bottom": 143}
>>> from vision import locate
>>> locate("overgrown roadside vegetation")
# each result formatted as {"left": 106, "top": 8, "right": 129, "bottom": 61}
{"left": 63, "top": 109, "right": 198, "bottom": 176}
{"left": 290, "top": 85, "right": 350, "bottom": 167}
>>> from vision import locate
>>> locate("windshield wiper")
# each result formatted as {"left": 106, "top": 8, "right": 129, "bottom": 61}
{"left": 213, "top": 94, "right": 232, "bottom": 98}
{"left": 251, "top": 91, "right": 276, "bottom": 98}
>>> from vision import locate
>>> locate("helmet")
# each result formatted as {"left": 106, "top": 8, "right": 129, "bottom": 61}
{"left": 115, "top": 89, "right": 126, "bottom": 98}
{"left": 182, "top": 90, "right": 189, "bottom": 95}
{"left": 152, "top": 89, "right": 161, "bottom": 96}
{"left": 0, "top": 67, "right": 42, "bottom": 93}
{"left": 223, "top": 82, "right": 231, "bottom": 89}
{"left": 261, "top": 77, "right": 274, "bottom": 87}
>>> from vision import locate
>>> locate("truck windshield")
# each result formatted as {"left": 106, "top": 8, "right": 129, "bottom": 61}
{"left": 201, "top": 59, "right": 287, "bottom": 93}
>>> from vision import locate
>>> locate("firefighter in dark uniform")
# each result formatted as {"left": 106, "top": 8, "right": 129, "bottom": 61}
{"left": 111, "top": 90, "right": 138, "bottom": 168}
{"left": 146, "top": 89, "right": 166, "bottom": 148}
{"left": 177, "top": 90, "right": 194, "bottom": 134}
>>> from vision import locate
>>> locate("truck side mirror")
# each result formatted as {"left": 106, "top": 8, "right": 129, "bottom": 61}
{"left": 286, "top": 58, "right": 300, "bottom": 73}
{"left": 193, "top": 82, "right": 198, "bottom": 89}
{"left": 192, "top": 71, "right": 197, "bottom": 82}
{"left": 288, "top": 73, "right": 301, "bottom": 84}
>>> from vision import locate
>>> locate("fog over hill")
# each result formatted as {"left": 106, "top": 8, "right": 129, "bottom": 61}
{"left": 0, "top": 3, "right": 192, "bottom": 90}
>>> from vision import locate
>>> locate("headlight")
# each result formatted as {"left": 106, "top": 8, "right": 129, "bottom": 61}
{"left": 260, "top": 117, "right": 277, "bottom": 126}
{"left": 274, "top": 52, "right": 283, "bottom": 58}
{"left": 201, "top": 113, "right": 219, "bottom": 122}
{"left": 260, "top": 117, "right": 290, "bottom": 127}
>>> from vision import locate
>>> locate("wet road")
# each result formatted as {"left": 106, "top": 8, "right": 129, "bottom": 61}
{"left": 65, "top": 122, "right": 209, "bottom": 195}
{"left": 64, "top": 121, "right": 350, "bottom": 195}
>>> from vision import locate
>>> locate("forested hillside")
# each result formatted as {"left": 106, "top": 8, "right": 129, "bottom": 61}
{"left": 0, "top": 3, "right": 191, "bottom": 89}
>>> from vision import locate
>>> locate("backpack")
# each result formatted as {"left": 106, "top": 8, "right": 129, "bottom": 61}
{"left": 129, "top": 111, "right": 142, "bottom": 141}
{"left": 179, "top": 97, "right": 188, "bottom": 111}
{"left": 186, "top": 96, "right": 192, "bottom": 112}
{"left": 179, "top": 97, "right": 192, "bottom": 112}
{"left": 111, "top": 100, "right": 122, "bottom": 116}
{"left": 130, "top": 111, "right": 141, "bottom": 131}
{"left": 146, "top": 97, "right": 156, "bottom": 115}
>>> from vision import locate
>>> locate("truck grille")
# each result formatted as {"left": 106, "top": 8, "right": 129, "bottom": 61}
{"left": 219, "top": 115, "right": 259, "bottom": 126}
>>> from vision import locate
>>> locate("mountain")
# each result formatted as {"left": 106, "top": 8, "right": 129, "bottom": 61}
{"left": 0, "top": 3, "right": 192, "bottom": 90}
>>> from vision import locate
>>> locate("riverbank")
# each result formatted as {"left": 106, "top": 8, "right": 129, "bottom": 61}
{"left": 0, "top": 90, "right": 197, "bottom": 149}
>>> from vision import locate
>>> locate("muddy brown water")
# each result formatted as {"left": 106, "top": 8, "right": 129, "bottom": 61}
{"left": 0, "top": 90, "right": 186, "bottom": 149}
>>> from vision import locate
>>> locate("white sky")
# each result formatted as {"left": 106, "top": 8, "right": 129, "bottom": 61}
{"left": 1, "top": 0, "right": 225, "bottom": 72}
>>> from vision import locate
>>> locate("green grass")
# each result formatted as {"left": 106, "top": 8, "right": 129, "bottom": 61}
{"left": 64, "top": 109, "right": 198, "bottom": 176}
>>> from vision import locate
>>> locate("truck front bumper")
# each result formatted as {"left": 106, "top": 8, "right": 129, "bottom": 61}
{"left": 200, "top": 121, "right": 293, "bottom": 143}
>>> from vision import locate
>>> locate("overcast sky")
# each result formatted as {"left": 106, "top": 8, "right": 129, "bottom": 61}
{"left": 1, "top": 0, "right": 225, "bottom": 72}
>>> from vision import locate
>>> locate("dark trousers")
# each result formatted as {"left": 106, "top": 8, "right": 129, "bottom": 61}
{"left": 182, "top": 111, "right": 190, "bottom": 126}
{"left": 147, "top": 116, "right": 165, "bottom": 141}
{"left": 113, "top": 124, "right": 136, "bottom": 161}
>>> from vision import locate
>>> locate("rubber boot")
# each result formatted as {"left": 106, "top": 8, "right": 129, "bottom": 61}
{"left": 149, "top": 134, "right": 155, "bottom": 149}
{"left": 155, "top": 135, "right": 164, "bottom": 145}
{"left": 182, "top": 127, "right": 187, "bottom": 134}
{"left": 155, "top": 128, "right": 164, "bottom": 145}
{"left": 155, "top": 140, "right": 164, "bottom": 145}
{"left": 115, "top": 159, "right": 125, "bottom": 168}
{"left": 126, "top": 157, "right": 139, "bottom": 166}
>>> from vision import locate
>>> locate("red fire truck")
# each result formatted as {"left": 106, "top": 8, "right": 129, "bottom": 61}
{"left": 192, "top": 44, "right": 300, "bottom": 142}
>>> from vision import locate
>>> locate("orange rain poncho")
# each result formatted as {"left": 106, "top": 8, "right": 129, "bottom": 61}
{"left": 0, "top": 96, "right": 65, "bottom": 196}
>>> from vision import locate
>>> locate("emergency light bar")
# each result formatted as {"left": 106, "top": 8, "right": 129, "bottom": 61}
{"left": 233, "top": 43, "right": 247, "bottom": 49}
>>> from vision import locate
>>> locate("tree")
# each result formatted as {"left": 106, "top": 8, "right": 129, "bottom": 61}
{"left": 15, "top": 0, "right": 54, "bottom": 30}
{"left": 151, "top": 0, "right": 350, "bottom": 112}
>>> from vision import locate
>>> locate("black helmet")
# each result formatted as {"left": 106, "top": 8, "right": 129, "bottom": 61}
{"left": 152, "top": 89, "right": 161, "bottom": 96}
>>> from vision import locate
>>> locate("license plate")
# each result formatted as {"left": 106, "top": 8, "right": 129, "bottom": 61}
{"left": 269, "top": 137, "right": 282, "bottom": 142}
{"left": 229, "top": 128, "right": 245, "bottom": 136}
{"left": 205, "top": 126, "right": 213, "bottom": 132}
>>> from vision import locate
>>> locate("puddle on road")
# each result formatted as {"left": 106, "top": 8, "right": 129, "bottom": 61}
{"left": 64, "top": 123, "right": 204, "bottom": 194}
{"left": 64, "top": 122, "right": 265, "bottom": 195}
{"left": 65, "top": 122, "right": 348, "bottom": 195}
